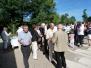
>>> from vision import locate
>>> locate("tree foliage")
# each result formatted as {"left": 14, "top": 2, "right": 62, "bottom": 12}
{"left": 30, "top": 0, "right": 55, "bottom": 23}
{"left": 87, "top": 16, "right": 91, "bottom": 22}
{"left": 0, "top": 0, "right": 56, "bottom": 25}
{"left": 82, "top": 9, "right": 88, "bottom": 22}
{"left": 60, "top": 13, "right": 76, "bottom": 24}
{"left": 0, "top": 0, "right": 31, "bottom": 25}
{"left": 0, "top": 0, "right": 31, "bottom": 33}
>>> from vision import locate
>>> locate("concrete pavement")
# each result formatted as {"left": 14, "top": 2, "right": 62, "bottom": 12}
{"left": 0, "top": 39, "right": 91, "bottom": 68}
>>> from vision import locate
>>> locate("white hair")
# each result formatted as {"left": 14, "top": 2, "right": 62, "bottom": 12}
{"left": 41, "top": 23, "right": 45, "bottom": 27}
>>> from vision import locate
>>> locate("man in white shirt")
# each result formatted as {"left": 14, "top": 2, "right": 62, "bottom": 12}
{"left": 77, "top": 23, "right": 84, "bottom": 35}
{"left": 77, "top": 23, "right": 84, "bottom": 46}
{"left": 65, "top": 25, "right": 71, "bottom": 33}
{"left": 1, "top": 27, "right": 11, "bottom": 50}
{"left": 46, "top": 23, "right": 55, "bottom": 62}
{"left": 17, "top": 26, "right": 23, "bottom": 35}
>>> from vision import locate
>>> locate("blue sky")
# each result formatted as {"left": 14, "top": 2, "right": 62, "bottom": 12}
{"left": 55, "top": 0, "right": 91, "bottom": 21}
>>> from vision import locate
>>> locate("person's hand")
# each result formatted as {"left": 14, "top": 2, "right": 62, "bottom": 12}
{"left": 40, "top": 35, "right": 42, "bottom": 37}
{"left": 9, "top": 32, "right": 11, "bottom": 35}
{"left": 49, "top": 38, "right": 52, "bottom": 42}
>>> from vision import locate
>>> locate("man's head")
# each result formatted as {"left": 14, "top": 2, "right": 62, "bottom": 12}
{"left": 41, "top": 23, "right": 45, "bottom": 28}
{"left": 50, "top": 23, "right": 54, "bottom": 30}
{"left": 3, "top": 27, "right": 7, "bottom": 31}
{"left": 32, "top": 24, "right": 37, "bottom": 30}
{"left": 57, "top": 24, "right": 63, "bottom": 30}
{"left": 88, "top": 22, "right": 91, "bottom": 27}
{"left": 23, "top": 24, "right": 29, "bottom": 33}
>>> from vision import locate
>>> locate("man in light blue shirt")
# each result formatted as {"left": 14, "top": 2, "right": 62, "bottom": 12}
{"left": 18, "top": 24, "right": 32, "bottom": 68}
{"left": 18, "top": 25, "right": 32, "bottom": 46}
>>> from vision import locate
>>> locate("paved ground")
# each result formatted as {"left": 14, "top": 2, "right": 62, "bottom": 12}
{"left": 0, "top": 38, "right": 91, "bottom": 68}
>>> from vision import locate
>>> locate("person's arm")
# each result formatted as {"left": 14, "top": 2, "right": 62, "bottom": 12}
{"left": 65, "top": 33, "right": 69, "bottom": 45}
{"left": 18, "top": 33, "right": 23, "bottom": 45}
{"left": 36, "top": 31, "right": 40, "bottom": 38}
{"left": 35, "top": 31, "right": 41, "bottom": 42}
{"left": 68, "top": 34, "right": 71, "bottom": 38}
{"left": 52, "top": 33, "right": 57, "bottom": 44}
{"left": 46, "top": 30, "right": 50, "bottom": 40}
{"left": 4, "top": 31, "right": 11, "bottom": 36}
{"left": 29, "top": 32, "right": 32, "bottom": 43}
{"left": 29, "top": 31, "right": 32, "bottom": 39}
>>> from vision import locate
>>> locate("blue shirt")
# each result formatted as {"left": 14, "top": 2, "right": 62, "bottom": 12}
{"left": 18, "top": 31, "right": 32, "bottom": 46}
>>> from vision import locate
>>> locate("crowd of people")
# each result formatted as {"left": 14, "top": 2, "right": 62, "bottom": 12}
{"left": 0, "top": 21, "right": 91, "bottom": 68}
{"left": 63, "top": 22, "right": 91, "bottom": 48}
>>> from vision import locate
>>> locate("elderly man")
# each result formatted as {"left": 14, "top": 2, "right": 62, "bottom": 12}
{"left": 39, "top": 23, "right": 46, "bottom": 54}
{"left": 46, "top": 23, "right": 55, "bottom": 62}
{"left": 18, "top": 24, "right": 32, "bottom": 68}
{"left": 1, "top": 27, "right": 11, "bottom": 51}
{"left": 52, "top": 24, "right": 68, "bottom": 68}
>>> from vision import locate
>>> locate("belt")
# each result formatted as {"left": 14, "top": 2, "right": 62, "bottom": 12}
{"left": 21, "top": 45, "right": 30, "bottom": 47}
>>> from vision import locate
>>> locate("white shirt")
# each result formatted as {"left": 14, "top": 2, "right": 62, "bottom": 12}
{"left": 46, "top": 28, "right": 55, "bottom": 39}
{"left": 17, "top": 27, "right": 23, "bottom": 35}
{"left": 63, "top": 26, "right": 66, "bottom": 30}
{"left": 54, "top": 26, "right": 57, "bottom": 32}
{"left": 44, "top": 26, "right": 48, "bottom": 35}
{"left": 77, "top": 24, "right": 84, "bottom": 35}
{"left": 65, "top": 26, "right": 71, "bottom": 33}
{"left": 36, "top": 30, "right": 41, "bottom": 35}
{"left": 71, "top": 25, "right": 74, "bottom": 29}
{"left": 4, "top": 31, "right": 10, "bottom": 36}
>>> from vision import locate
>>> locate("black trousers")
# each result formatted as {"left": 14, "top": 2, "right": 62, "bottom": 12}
{"left": 44, "top": 39, "right": 48, "bottom": 54}
{"left": 21, "top": 45, "right": 31, "bottom": 68}
{"left": 77, "top": 35, "right": 84, "bottom": 46}
{"left": 55, "top": 52, "right": 66, "bottom": 68}
{"left": 41, "top": 36, "right": 48, "bottom": 54}
{"left": 74, "top": 34, "right": 78, "bottom": 45}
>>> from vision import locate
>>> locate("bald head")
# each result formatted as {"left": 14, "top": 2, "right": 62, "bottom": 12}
{"left": 50, "top": 23, "right": 54, "bottom": 30}
{"left": 41, "top": 23, "right": 45, "bottom": 28}
{"left": 57, "top": 24, "right": 63, "bottom": 30}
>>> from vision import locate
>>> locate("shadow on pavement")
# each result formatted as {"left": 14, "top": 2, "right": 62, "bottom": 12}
{"left": 0, "top": 42, "right": 17, "bottom": 68}
{"left": 44, "top": 52, "right": 57, "bottom": 68}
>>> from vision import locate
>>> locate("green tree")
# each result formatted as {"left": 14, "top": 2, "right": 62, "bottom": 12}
{"left": 60, "top": 13, "right": 69, "bottom": 24}
{"left": 87, "top": 16, "right": 91, "bottom": 22}
{"left": 30, "top": 0, "right": 55, "bottom": 23}
{"left": 69, "top": 16, "right": 76, "bottom": 24}
{"left": 82, "top": 9, "right": 88, "bottom": 22}
{"left": 0, "top": 0, "right": 31, "bottom": 23}
{"left": 0, "top": 9, "right": 10, "bottom": 25}
{"left": 60, "top": 15, "right": 65, "bottom": 24}
{"left": 60, "top": 13, "right": 76, "bottom": 24}
{"left": 0, "top": 0, "right": 56, "bottom": 24}
{"left": 53, "top": 13, "right": 60, "bottom": 24}
{"left": 0, "top": 0, "right": 31, "bottom": 34}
